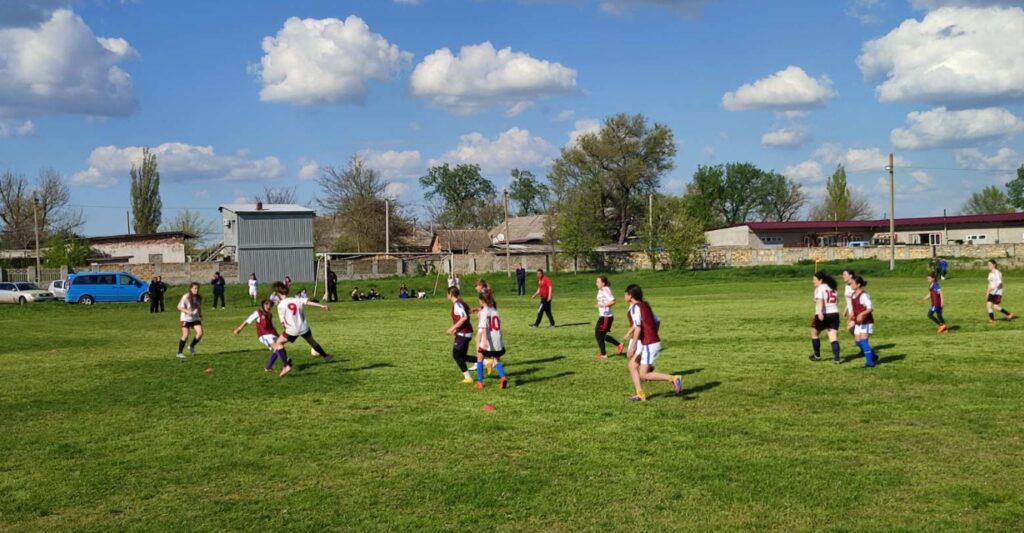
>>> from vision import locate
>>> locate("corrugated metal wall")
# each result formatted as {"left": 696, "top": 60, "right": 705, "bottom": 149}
{"left": 239, "top": 248, "right": 315, "bottom": 283}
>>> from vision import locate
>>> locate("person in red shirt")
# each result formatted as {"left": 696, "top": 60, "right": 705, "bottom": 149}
{"left": 530, "top": 269, "right": 555, "bottom": 328}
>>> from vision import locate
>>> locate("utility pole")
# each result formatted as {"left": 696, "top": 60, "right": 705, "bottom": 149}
{"left": 126, "top": 211, "right": 131, "bottom": 234}
{"left": 648, "top": 194, "right": 654, "bottom": 262}
{"left": 32, "top": 192, "right": 41, "bottom": 278}
{"left": 384, "top": 199, "right": 390, "bottom": 255}
{"left": 887, "top": 153, "right": 895, "bottom": 272}
{"left": 503, "top": 189, "right": 511, "bottom": 278}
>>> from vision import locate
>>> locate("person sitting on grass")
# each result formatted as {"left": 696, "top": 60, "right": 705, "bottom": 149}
{"left": 351, "top": 286, "right": 361, "bottom": 301}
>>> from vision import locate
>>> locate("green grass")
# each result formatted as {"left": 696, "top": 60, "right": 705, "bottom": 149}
{"left": 2, "top": 262, "right": 1023, "bottom": 531}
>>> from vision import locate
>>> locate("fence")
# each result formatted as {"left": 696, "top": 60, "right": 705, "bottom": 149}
{"left": 0, "top": 267, "right": 66, "bottom": 285}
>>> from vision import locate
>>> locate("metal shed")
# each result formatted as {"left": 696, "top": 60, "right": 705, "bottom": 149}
{"left": 219, "top": 203, "right": 316, "bottom": 282}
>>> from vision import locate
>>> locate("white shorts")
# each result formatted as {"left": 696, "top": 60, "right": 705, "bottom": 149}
{"left": 854, "top": 324, "right": 874, "bottom": 336}
{"left": 258, "top": 334, "right": 277, "bottom": 349}
{"left": 638, "top": 342, "right": 661, "bottom": 366}
{"left": 249, "top": 289, "right": 258, "bottom": 297}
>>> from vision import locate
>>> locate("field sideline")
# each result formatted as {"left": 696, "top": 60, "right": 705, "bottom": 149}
{"left": 2, "top": 261, "right": 1023, "bottom": 531}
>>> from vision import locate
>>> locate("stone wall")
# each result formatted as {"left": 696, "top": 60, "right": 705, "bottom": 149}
{"left": 696, "top": 243, "right": 1020, "bottom": 268}
{"left": 80, "top": 261, "right": 240, "bottom": 285}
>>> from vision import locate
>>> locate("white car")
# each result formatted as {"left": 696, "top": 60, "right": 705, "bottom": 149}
{"left": 0, "top": 282, "right": 56, "bottom": 304}
{"left": 48, "top": 279, "right": 67, "bottom": 300}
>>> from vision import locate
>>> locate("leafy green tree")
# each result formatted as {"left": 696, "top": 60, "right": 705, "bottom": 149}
{"left": 508, "top": 169, "right": 549, "bottom": 216}
{"left": 548, "top": 113, "right": 675, "bottom": 244}
{"left": 129, "top": 147, "right": 162, "bottom": 234}
{"left": 419, "top": 163, "right": 499, "bottom": 228}
{"left": 1006, "top": 164, "right": 1024, "bottom": 211}
{"left": 161, "top": 209, "right": 214, "bottom": 256}
{"left": 961, "top": 185, "right": 1014, "bottom": 215}
{"left": 637, "top": 194, "right": 705, "bottom": 270}
{"left": 556, "top": 182, "right": 606, "bottom": 268}
{"left": 808, "top": 165, "right": 874, "bottom": 221}
{"left": 679, "top": 182, "right": 723, "bottom": 231}
{"left": 43, "top": 231, "right": 92, "bottom": 268}
{"left": 687, "top": 162, "right": 770, "bottom": 226}
{"left": 759, "top": 171, "right": 806, "bottom": 222}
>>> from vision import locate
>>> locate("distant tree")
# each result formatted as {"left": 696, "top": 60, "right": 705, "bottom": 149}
{"left": 254, "top": 186, "right": 298, "bottom": 205}
{"left": 636, "top": 194, "right": 705, "bottom": 270}
{"left": 161, "top": 209, "right": 215, "bottom": 256}
{"left": 43, "top": 231, "right": 92, "bottom": 268}
{"left": 0, "top": 169, "right": 83, "bottom": 250}
{"left": 129, "top": 147, "right": 162, "bottom": 234}
{"left": 548, "top": 113, "right": 675, "bottom": 244}
{"left": 759, "top": 172, "right": 806, "bottom": 222}
{"left": 687, "top": 162, "right": 771, "bottom": 226}
{"left": 679, "top": 183, "right": 723, "bottom": 231}
{"left": 508, "top": 169, "right": 549, "bottom": 216}
{"left": 961, "top": 185, "right": 1014, "bottom": 215}
{"left": 419, "top": 163, "right": 500, "bottom": 228}
{"left": 556, "top": 182, "right": 607, "bottom": 267}
{"left": 317, "top": 156, "right": 412, "bottom": 252}
{"left": 1006, "top": 164, "right": 1024, "bottom": 211}
{"left": 808, "top": 165, "right": 874, "bottom": 221}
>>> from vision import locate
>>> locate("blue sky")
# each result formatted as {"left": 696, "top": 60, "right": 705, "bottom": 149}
{"left": 1, "top": 0, "right": 1022, "bottom": 237}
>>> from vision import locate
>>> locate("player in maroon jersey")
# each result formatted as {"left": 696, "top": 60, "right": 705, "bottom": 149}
{"left": 850, "top": 276, "right": 877, "bottom": 367}
{"left": 920, "top": 272, "right": 948, "bottom": 333}
{"left": 233, "top": 299, "right": 284, "bottom": 371}
{"left": 623, "top": 284, "right": 682, "bottom": 401}
{"left": 446, "top": 287, "right": 479, "bottom": 384}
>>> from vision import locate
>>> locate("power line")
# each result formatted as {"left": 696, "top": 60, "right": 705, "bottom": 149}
{"left": 68, "top": 204, "right": 222, "bottom": 211}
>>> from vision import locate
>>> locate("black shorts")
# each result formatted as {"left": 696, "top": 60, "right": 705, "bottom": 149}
{"left": 596, "top": 316, "right": 614, "bottom": 333}
{"left": 480, "top": 348, "right": 506, "bottom": 359}
{"left": 453, "top": 335, "right": 471, "bottom": 357}
{"left": 812, "top": 313, "right": 840, "bottom": 332}
{"left": 988, "top": 294, "right": 1003, "bottom": 305}
{"left": 180, "top": 320, "right": 202, "bottom": 328}
{"left": 285, "top": 330, "right": 314, "bottom": 343}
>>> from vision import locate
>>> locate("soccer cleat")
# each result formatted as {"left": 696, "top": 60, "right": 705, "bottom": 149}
{"left": 322, "top": 355, "right": 334, "bottom": 363}
{"left": 808, "top": 354, "right": 821, "bottom": 362}
{"left": 596, "top": 353, "right": 607, "bottom": 360}
{"left": 937, "top": 324, "right": 948, "bottom": 333}
{"left": 616, "top": 343, "right": 624, "bottom": 355}
{"left": 500, "top": 377, "right": 508, "bottom": 389}
{"left": 475, "top": 381, "right": 484, "bottom": 390}
{"left": 628, "top": 394, "right": 647, "bottom": 402}
{"left": 989, "top": 319, "right": 997, "bottom": 324}
{"left": 672, "top": 376, "right": 683, "bottom": 395}
{"left": 833, "top": 359, "right": 841, "bottom": 365}
{"left": 461, "top": 377, "right": 474, "bottom": 384}
{"left": 176, "top": 352, "right": 185, "bottom": 360}
{"left": 1007, "top": 313, "right": 1016, "bottom": 321}
{"left": 279, "top": 365, "right": 292, "bottom": 377}
{"left": 529, "top": 324, "right": 537, "bottom": 329}
{"left": 188, "top": 345, "right": 196, "bottom": 355}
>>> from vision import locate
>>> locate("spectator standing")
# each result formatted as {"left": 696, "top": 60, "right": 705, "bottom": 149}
{"left": 153, "top": 276, "right": 167, "bottom": 312}
{"left": 211, "top": 271, "right": 226, "bottom": 309}
{"left": 515, "top": 264, "right": 527, "bottom": 296}
{"left": 327, "top": 269, "right": 338, "bottom": 302}
{"left": 149, "top": 277, "right": 161, "bottom": 313}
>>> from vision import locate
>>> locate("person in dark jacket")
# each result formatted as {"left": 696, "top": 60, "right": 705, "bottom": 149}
{"left": 211, "top": 271, "right": 226, "bottom": 309}
{"left": 327, "top": 269, "right": 338, "bottom": 302}
{"left": 515, "top": 264, "right": 527, "bottom": 296}
{"left": 150, "top": 276, "right": 167, "bottom": 312}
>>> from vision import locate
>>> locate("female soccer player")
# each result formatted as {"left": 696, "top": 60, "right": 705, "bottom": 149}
{"left": 595, "top": 276, "right": 623, "bottom": 359}
{"left": 921, "top": 272, "right": 948, "bottom": 333}
{"left": 233, "top": 299, "right": 283, "bottom": 371}
{"left": 474, "top": 288, "right": 508, "bottom": 389}
{"left": 624, "top": 284, "right": 682, "bottom": 401}
{"left": 809, "top": 272, "right": 841, "bottom": 364}
{"left": 842, "top": 268, "right": 863, "bottom": 359}
{"left": 446, "top": 287, "right": 479, "bottom": 384}
{"left": 175, "top": 282, "right": 203, "bottom": 360}
{"left": 247, "top": 273, "right": 258, "bottom": 306}
{"left": 850, "top": 275, "right": 877, "bottom": 368}
{"left": 270, "top": 281, "right": 332, "bottom": 377}
{"left": 986, "top": 259, "right": 1015, "bottom": 323}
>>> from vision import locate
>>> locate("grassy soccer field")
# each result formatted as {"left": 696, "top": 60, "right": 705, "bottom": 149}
{"left": 2, "top": 261, "right": 1023, "bottom": 531}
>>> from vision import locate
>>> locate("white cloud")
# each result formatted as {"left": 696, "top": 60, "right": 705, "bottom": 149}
{"left": 953, "top": 147, "right": 1020, "bottom": 169}
{"left": 297, "top": 158, "right": 320, "bottom": 181}
{"left": 193, "top": 189, "right": 210, "bottom": 200}
{"left": 857, "top": 6, "right": 1024, "bottom": 105}
{"left": 358, "top": 149, "right": 423, "bottom": 179}
{"left": 811, "top": 143, "right": 909, "bottom": 172}
{"left": 783, "top": 160, "right": 825, "bottom": 183}
{"left": 0, "top": 119, "right": 34, "bottom": 137}
{"left": 555, "top": 109, "right": 575, "bottom": 122}
{"left": 875, "top": 169, "right": 935, "bottom": 194}
{"left": 761, "top": 128, "right": 810, "bottom": 149}
{"left": 702, "top": 146, "right": 716, "bottom": 159}
{"left": 598, "top": 0, "right": 711, "bottom": 16}
{"left": 0, "top": 9, "right": 136, "bottom": 120}
{"left": 384, "top": 182, "right": 409, "bottom": 199}
{"left": 431, "top": 127, "right": 556, "bottom": 174}
{"left": 410, "top": 41, "right": 576, "bottom": 115}
{"left": 890, "top": 106, "right": 1024, "bottom": 149}
{"left": 72, "top": 142, "right": 285, "bottom": 188}
{"left": 254, "top": 15, "right": 412, "bottom": 105}
{"left": 847, "top": 0, "right": 882, "bottom": 24}
{"left": 722, "top": 66, "right": 836, "bottom": 111}
{"left": 567, "top": 118, "right": 600, "bottom": 146}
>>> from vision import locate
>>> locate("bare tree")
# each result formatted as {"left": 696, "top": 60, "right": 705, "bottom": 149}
{"left": 760, "top": 172, "right": 806, "bottom": 222}
{"left": 254, "top": 186, "right": 298, "bottom": 204}
{"left": 0, "top": 168, "right": 83, "bottom": 249}
{"left": 161, "top": 209, "right": 216, "bottom": 256}
{"left": 317, "top": 156, "right": 412, "bottom": 252}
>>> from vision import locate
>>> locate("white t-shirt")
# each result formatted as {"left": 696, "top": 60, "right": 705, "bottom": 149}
{"left": 178, "top": 293, "right": 200, "bottom": 322}
{"left": 244, "top": 311, "right": 260, "bottom": 325}
{"left": 989, "top": 270, "right": 1003, "bottom": 296}
{"left": 814, "top": 284, "right": 839, "bottom": 314}
{"left": 477, "top": 305, "right": 504, "bottom": 352}
{"left": 248, "top": 279, "right": 258, "bottom": 294}
{"left": 597, "top": 286, "right": 615, "bottom": 317}
{"left": 629, "top": 303, "right": 641, "bottom": 327}
{"left": 277, "top": 296, "right": 310, "bottom": 336}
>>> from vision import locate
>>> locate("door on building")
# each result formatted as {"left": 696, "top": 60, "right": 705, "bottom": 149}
{"left": 911, "top": 233, "right": 941, "bottom": 245}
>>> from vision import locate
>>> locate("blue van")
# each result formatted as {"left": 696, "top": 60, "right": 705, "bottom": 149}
{"left": 66, "top": 272, "right": 150, "bottom": 305}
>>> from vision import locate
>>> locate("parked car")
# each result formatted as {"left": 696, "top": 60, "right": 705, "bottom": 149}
{"left": 0, "top": 282, "right": 56, "bottom": 304}
{"left": 848, "top": 241, "right": 870, "bottom": 248}
{"left": 66, "top": 272, "right": 150, "bottom": 305}
{"left": 48, "top": 279, "right": 68, "bottom": 300}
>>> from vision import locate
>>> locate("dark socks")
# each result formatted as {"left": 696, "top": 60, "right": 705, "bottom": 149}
{"left": 1000, "top": 309, "right": 1011, "bottom": 316}
{"left": 989, "top": 312, "right": 996, "bottom": 320}
{"left": 830, "top": 341, "right": 840, "bottom": 361}
{"left": 928, "top": 312, "right": 941, "bottom": 325}
{"left": 811, "top": 338, "right": 821, "bottom": 357}
{"left": 266, "top": 351, "right": 279, "bottom": 369}
{"left": 452, "top": 351, "right": 476, "bottom": 372}
{"left": 189, "top": 337, "right": 200, "bottom": 349}
{"left": 310, "top": 342, "right": 327, "bottom": 357}
{"left": 178, "top": 339, "right": 186, "bottom": 353}
{"left": 596, "top": 330, "right": 607, "bottom": 355}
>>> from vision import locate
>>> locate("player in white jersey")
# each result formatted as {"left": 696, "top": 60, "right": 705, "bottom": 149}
{"left": 474, "top": 289, "right": 508, "bottom": 389}
{"left": 594, "top": 276, "right": 623, "bottom": 359}
{"left": 269, "top": 281, "right": 332, "bottom": 377}
{"left": 247, "top": 273, "right": 258, "bottom": 306}
{"left": 809, "top": 272, "right": 841, "bottom": 364}
{"left": 175, "top": 282, "right": 204, "bottom": 360}
{"left": 985, "top": 259, "right": 1015, "bottom": 323}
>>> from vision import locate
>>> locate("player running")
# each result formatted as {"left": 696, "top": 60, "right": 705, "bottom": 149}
{"left": 595, "top": 276, "right": 623, "bottom": 359}
{"left": 270, "top": 281, "right": 333, "bottom": 377}
{"left": 809, "top": 272, "right": 841, "bottom": 364}
{"left": 475, "top": 288, "right": 508, "bottom": 389}
{"left": 446, "top": 287, "right": 479, "bottom": 384}
{"left": 921, "top": 272, "right": 948, "bottom": 333}
{"left": 175, "top": 282, "right": 203, "bottom": 360}
{"left": 986, "top": 259, "right": 1015, "bottom": 323}
{"left": 233, "top": 299, "right": 285, "bottom": 371}
{"left": 623, "top": 284, "right": 682, "bottom": 402}
{"left": 849, "top": 275, "right": 877, "bottom": 368}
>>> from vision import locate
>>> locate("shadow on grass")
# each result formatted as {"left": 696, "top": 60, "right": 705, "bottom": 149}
{"left": 213, "top": 349, "right": 260, "bottom": 356}
{"left": 552, "top": 322, "right": 589, "bottom": 328}
{"left": 647, "top": 379, "right": 721, "bottom": 400}
{"left": 947, "top": 325, "right": 962, "bottom": 332}
{"left": 515, "top": 355, "right": 566, "bottom": 366}
{"left": 876, "top": 354, "right": 906, "bottom": 365}
{"left": 874, "top": 343, "right": 896, "bottom": 351}
{"left": 515, "top": 370, "right": 575, "bottom": 386}
{"left": 665, "top": 368, "right": 703, "bottom": 377}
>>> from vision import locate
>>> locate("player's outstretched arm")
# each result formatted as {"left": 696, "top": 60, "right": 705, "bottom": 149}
{"left": 233, "top": 322, "right": 247, "bottom": 336}
{"left": 306, "top": 301, "right": 330, "bottom": 312}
